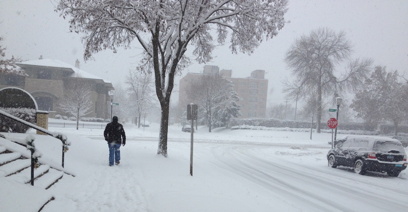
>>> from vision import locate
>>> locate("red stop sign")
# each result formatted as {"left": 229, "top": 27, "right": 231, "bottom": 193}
{"left": 327, "top": 118, "right": 338, "bottom": 129}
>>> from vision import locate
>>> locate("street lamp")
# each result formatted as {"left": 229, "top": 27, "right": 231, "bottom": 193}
{"left": 334, "top": 97, "right": 342, "bottom": 141}
{"left": 108, "top": 90, "right": 114, "bottom": 120}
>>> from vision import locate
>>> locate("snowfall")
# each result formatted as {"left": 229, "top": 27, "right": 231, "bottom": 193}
{"left": 1, "top": 120, "right": 408, "bottom": 212}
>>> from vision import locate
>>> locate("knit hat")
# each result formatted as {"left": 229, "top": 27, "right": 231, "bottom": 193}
{"left": 112, "top": 116, "right": 118, "bottom": 123}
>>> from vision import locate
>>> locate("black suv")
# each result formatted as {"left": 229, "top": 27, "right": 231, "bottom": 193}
{"left": 327, "top": 135, "right": 407, "bottom": 176}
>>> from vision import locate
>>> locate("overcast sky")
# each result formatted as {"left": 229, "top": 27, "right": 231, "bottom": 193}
{"left": 1, "top": 0, "right": 407, "bottom": 105}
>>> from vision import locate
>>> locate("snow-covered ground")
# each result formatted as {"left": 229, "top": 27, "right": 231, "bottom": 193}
{"left": 1, "top": 121, "right": 408, "bottom": 212}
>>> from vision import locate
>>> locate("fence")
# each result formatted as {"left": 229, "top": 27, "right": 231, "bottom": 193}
{"left": 48, "top": 121, "right": 107, "bottom": 129}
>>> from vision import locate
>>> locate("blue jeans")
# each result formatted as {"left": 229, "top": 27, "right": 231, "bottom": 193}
{"left": 108, "top": 143, "right": 121, "bottom": 166}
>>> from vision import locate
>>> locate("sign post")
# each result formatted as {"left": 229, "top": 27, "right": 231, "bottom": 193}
{"left": 327, "top": 118, "right": 338, "bottom": 149}
{"left": 187, "top": 103, "right": 198, "bottom": 176}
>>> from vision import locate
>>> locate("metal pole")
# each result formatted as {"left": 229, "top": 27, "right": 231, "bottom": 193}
{"left": 62, "top": 145, "right": 65, "bottom": 168}
{"left": 110, "top": 98, "right": 113, "bottom": 120}
{"left": 310, "top": 111, "right": 314, "bottom": 140}
{"left": 31, "top": 151, "right": 34, "bottom": 186}
{"left": 190, "top": 118, "right": 194, "bottom": 176}
{"left": 334, "top": 104, "right": 340, "bottom": 141}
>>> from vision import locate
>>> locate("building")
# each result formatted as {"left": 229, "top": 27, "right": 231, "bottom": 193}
{"left": 179, "top": 65, "right": 268, "bottom": 118}
{"left": 0, "top": 58, "right": 113, "bottom": 119}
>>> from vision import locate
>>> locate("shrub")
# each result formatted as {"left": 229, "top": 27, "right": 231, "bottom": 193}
{"left": 0, "top": 107, "right": 36, "bottom": 133}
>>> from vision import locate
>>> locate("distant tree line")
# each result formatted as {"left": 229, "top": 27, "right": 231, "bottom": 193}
{"left": 272, "top": 28, "right": 408, "bottom": 136}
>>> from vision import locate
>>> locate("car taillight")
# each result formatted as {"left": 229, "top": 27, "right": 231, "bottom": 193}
{"left": 404, "top": 155, "right": 407, "bottom": 161}
{"left": 368, "top": 152, "right": 377, "bottom": 159}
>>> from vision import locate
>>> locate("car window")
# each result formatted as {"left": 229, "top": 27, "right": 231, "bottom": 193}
{"left": 373, "top": 141, "right": 405, "bottom": 153}
{"left": 349, "top": 139, "right": 369, "bottom": 149}
{"left": 341, "top": 140, "right": 351, "bottom": 149}
{"left": 334, "top": 139, "right": 345, "bottom": 148}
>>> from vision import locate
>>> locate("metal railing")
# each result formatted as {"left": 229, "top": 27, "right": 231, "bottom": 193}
{"left": 0, "top": 110, "right": 71, "bottom": 185}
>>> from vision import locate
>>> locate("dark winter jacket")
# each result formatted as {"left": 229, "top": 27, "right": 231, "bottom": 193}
{"left": 104, "top": 117, "right": 126, "bottom": 145}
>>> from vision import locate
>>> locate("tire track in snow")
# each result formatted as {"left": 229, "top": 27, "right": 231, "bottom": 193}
{"left": 211, "top": 148, "right": 349, "bottom": 211}
{"left": 211, "top": 145, "right": 408, "bottom": 212}
{"left": 237, "top": 152, "right": 408, "bottom": 211}
{"left": 268, "top": 153, "right": 408, "bottom": 197}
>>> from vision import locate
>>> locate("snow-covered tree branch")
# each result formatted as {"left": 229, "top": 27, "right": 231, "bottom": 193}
{"left": 56, "top": 0, "right": 287, "bottom": 156}
{"left": 0, "top": 37, "right": 25, "bottom": 76}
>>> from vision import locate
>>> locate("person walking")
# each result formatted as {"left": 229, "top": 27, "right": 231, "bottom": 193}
{"left": 104, "top": 116, "right": 126, "bottom": 166}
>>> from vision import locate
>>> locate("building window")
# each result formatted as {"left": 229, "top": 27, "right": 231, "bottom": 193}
{"left": 249, "top": 82, "right": 258, "bottom": 89}
{"left": 38, "top": 70, "right": 52, "bottom": 79}
{"left": 249, "top": 89, "right": 258, "bottom": 94}
{"left": 35, "top": 96, "right": 53, "bottom": 111}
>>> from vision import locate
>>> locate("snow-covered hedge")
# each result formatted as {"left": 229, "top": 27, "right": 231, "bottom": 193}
{"left": 54, "top": 114, "right": 105, "bottom": 123}
{"left": 230, "top": 118, "right": 408, "bottom": 134}
{"left": 230, "top": 118, "right": 316, "bottom": 129}
{"left": 0, "top": 107, "right": 36, "bottom": 133}
{"left": 80, "top": 117, "right": 105, "bottom": 122}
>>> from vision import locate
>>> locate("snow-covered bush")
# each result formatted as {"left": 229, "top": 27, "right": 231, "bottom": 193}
{"left": 62, "top": 116, "right": 68, "bottom": 120}
{"left": 80, "top": 117, "right": 105, "bottom": 122}
{"left": 0, "top": 107, "right": 36, "bottom": 133}
{"left": 230, "top": 118, "right": 408, "bottom": 135}
{"left": 69, "top": 116, "right": 76, "bottom": 121}
{"left": 55, "top": 114, "right": 62, "bottom": 119}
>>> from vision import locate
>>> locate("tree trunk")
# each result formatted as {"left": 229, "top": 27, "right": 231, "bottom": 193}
{"left": 157, "top": 102, "right": 169, "bottom": 157}
{"left": 208, "top": 104, "right": 212, "bottom": 133}
{"left": 316, "top": 74, "right": 323, "bottom": 133}
{"left": 207, "top": 89, "right": 212, "bottom": 133}
{"left": 152, "top": 29, "right": 182, "bottom": 157}
{"left": 76, "top": 107, "right": 79, "bottom": 130}
{"left": 138, "top": 113, "right": 141, "bottom": 128}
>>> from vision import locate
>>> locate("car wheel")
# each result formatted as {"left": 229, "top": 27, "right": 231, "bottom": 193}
{"left": 328, "top": 155, "right": 337, "bottom": 168}
{"left": 387, "top": 170, "right": 401, "bottom": 177}
{"left": 354, "top": 159, "right": 366, "bottom": 175}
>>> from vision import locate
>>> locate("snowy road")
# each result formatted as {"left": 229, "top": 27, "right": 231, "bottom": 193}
{"left": 31, "top": 124, "right": 408, "bottom": 212}
{"left": 211, "top": 145, "right": 408, "bottom": 211}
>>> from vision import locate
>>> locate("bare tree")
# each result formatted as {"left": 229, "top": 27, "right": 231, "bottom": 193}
{"left": 57, "top": 0, "right": 287, "bottom": 156}
{"left": 110, "top": 84, "right": 130, "bottom": 122}
{"left": 351, "top": 67, "right": 408, "bottom": 134}
{"left": 285, "top": 28, "right": 372, "bottom": 133}
{"left": 58, "top": 81, "right": 93, "bottom": 130}
{"left": 126, "top": 70, "right": 155, "bottom": 128}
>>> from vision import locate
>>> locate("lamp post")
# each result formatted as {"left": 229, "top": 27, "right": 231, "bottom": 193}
{"left": 334, "top": 97, "right": 342, "bottom": 141}
{"left": 108, "top": 90, "right": 114, "bottom": 120}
